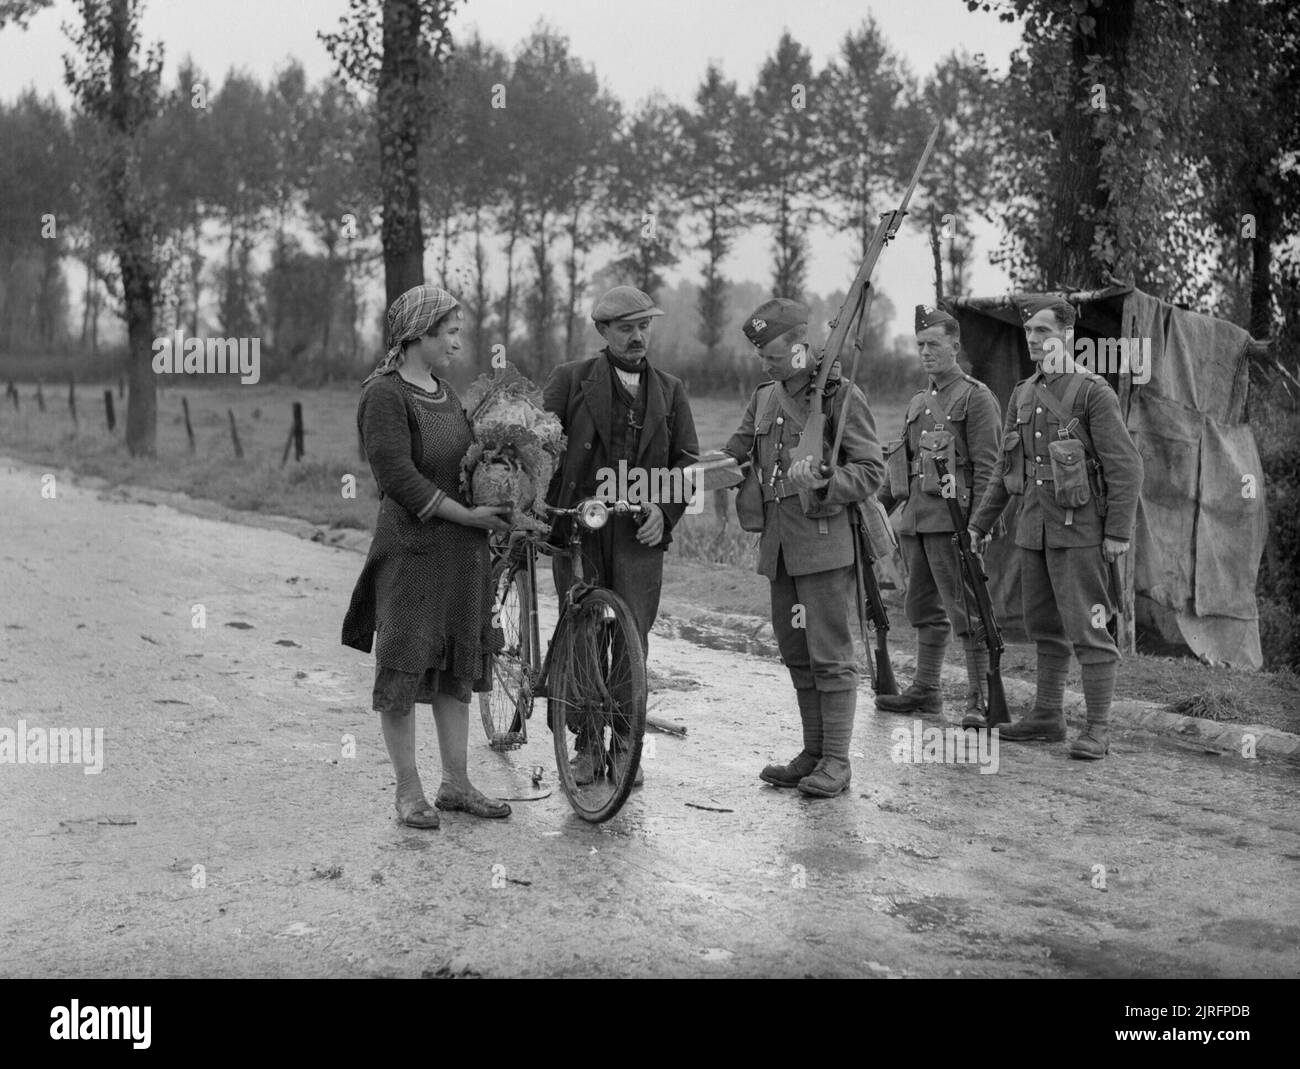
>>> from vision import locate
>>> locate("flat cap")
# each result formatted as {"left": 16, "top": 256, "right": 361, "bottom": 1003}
{"left": 1019, "top": 294, "right": 1077, "bottom": 327}
{"left": 591, "top": 286, "right": 664, "bottom": 323}
{"left": 743, "top": 298, "right": 809, "bottom": 349}
{"left": 915, "top": 303, "right": 957, "bottom": 332}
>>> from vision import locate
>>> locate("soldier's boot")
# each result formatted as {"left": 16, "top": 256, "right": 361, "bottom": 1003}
{"left": 960, "top": 643, "right": 990, "bottom": 729}
{"left": 759, "top": 687, "right": 822, "bottom": 787}
{"left": 799, "top": 689, "right": 854, "bottom": 798}
{"left": 1001, "top": 650, "right": 1069, "bottom": 742}
{"left": 875, "top": 636, "right": 945, "bottom": 715}
{"left": 1070, "top": 660, "right": 1115, "bottom": 760}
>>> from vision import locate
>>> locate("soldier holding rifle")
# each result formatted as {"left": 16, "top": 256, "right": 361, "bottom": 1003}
{"left": 967, "top": 296, "right": 1142, "bottom": 759}
{"left": 721, "top": 299, "right": 885, "bottom": 798}
{"left": 876, "top": 304, "right": 1002, "bottom": 726}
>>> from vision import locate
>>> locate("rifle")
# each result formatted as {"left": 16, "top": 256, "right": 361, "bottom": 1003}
{"left": 853, "top": 516, "right": 898, "bottom": 696}
{"left": 789, "top": 122, "right": 942, "bottom": 484}
{"left": 932, "top": 454, "right": 1010, "bottom": 727}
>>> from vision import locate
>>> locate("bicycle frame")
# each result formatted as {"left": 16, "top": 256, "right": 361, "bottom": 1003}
{"left": 492, "top": 499, "right": 645, "bottom": 709}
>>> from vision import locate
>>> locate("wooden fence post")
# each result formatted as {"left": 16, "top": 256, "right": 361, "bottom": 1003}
{"left": 182, "top": 396, "right": 196, "bottom": 452}
{"left": 227, "top": 408, "right": 243, "bottom": 459}
{"left": 104, "top": 389, "right": 115, "bottom": 432}
{"left": 68, "top": 377, "right": 77, "bottom": 426}
{"left": 292, "top": 401, "right": 304, "bottom": 461}
{"left": 35, "top": 381, "right": 45, "bottom": 412}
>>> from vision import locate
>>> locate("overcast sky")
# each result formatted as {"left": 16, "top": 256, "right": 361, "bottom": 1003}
{"left": 0, "top": 0, "right": 1024, "bottom": 338}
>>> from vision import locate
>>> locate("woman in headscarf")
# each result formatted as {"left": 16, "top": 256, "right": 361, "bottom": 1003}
{"left": 343, "top": 285, "right": 513, "bottom": 828}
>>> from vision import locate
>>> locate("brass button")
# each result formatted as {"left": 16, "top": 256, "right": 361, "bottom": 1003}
{"left": 1036, "top": 406, "right": 1042, "bottom": 414}
{"left": 1035, "top": 455, "right": 1042, "bottom": 462}
{"left": 924, "top": 408, "right": 931, "bottom": 415}
{"left": 776, "top": 416, "right": 784, "bottom": 425}
{"left": 1036, "top": 479, "right": 1043, "bottom": 486}
{"left": 1035, "top": 431, "right": 1042, "bottom": 438}
{"left": 583, "top": 442, "right": 591, "bottom": 450}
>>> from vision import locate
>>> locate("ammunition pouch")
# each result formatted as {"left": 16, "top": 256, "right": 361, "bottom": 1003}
{"left": 885, "top": 438, "right": 909, "bottom": 501}
{"left": 1001, "top": 430, "right": 1025, "bottom": 495}
{"left": 918, "top": 426, "right": 959, "bottom": 497}
{"left": 1047, "top": 434, "right": 1091, "bottom": 509}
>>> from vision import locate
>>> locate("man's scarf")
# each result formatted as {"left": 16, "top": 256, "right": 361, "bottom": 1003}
{"left": 604, "top": 348, "right": 647, "bottom": 374}
{"left": 363, "top": 285, "right": 460, "bottom": 384}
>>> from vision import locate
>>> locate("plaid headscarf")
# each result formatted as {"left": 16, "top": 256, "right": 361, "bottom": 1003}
{"left": 363, "top": 285, "right": 460, "bottom": 384}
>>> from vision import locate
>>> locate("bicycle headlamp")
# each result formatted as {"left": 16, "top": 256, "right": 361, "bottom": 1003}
{"left": 576, "top": 499, "right": 610, "bottom": 530}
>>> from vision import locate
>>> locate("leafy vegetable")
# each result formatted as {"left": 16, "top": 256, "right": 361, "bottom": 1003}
{"left": 460, "top": 362, "right": 566, "bottom": 529}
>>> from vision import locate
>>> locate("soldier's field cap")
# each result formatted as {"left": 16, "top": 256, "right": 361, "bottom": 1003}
{"left": 743, "top": 298, "right": 809, "bottom": 348}
{"left": 591, "top": 285, "right": 664, "bottom": 324}
{"left": 1019, "top": 294, "right": 1077, "bottom": 326}
{"left": 915, "top": 303, "right": 957, "bottom": 332}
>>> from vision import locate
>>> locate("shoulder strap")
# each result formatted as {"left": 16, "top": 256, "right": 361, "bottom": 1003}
{"left": 1035, "top": 377, "right": 1095, "bottom": 457}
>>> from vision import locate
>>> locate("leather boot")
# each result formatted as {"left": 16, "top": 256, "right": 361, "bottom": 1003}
{"left": 1000, "top": 649, "right": 1068, "bottom": 742}
{"left": 999, "top": 708, "right": 1067, "bottom": 741}
{"left": 877, "top": 635, "right": 945, "bottom": 714}
{"left": 1070, "top": 660, "right": 1115, "bottom": 760}
{"left": 760, "top": 687, "right": 822, "bottom": 787}
{"left": 875, "top": 682, "right": 942, "bottom": 715}
{"left": 799, "top": 689, "right": 854, "bottom": 797}
{"left": 1069, "top": 727, "right": 1109, "bottom": 759}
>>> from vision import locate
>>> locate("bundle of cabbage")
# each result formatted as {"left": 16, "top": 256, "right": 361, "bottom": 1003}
{"left": 459, "top": 363, "right": 566, "bottom": 530}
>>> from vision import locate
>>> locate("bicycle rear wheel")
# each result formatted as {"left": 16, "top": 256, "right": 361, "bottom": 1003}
{"left": 549, "top": 587, "right": 647, "bottom": 823}
{"left": 480, "top": 542, "right": 536, "bottom": 751}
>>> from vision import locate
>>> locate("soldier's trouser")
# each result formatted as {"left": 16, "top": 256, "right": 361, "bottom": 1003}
{"left": 900, "top": 532, "right": 977, "bottom": 644}
{"left": 769, "top": 551, "right": 857, "bottom": 692}
{"left": 1020, "top": 546, "right": 1118, "bottom": 665}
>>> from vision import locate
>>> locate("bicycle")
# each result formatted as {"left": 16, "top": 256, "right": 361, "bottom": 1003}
{"left": 479, "top": 498, "right": 648, "bottom": 823}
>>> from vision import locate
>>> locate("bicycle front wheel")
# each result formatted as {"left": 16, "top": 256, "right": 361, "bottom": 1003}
{"left": 479, "top": 544, "right": 536, "bottom": 751}
{"left": 549, "top": 588, "right": 647, "bottom": 823}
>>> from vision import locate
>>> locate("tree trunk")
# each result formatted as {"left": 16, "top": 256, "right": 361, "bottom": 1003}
{"left": 1045, "top": 0, "right": 1137, "bottom": 290}
{"left": 105, "top": 0, "right": 157, "bottom": 457}
{"left": 1249, "top": 200, "right": 1273, "bottom": 340}
{"left": 502, "top": 217, "right": 518, "bottom": 351}
{"left": 472, "top": 206, "right": 489, "bottom": 362}
{"left": 378, "top": 0, "right": 426, "bottom": 307}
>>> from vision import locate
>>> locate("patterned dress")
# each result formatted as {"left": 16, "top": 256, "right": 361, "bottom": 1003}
{"left": 342, "top": 373, "right": 495, "bottom": 709}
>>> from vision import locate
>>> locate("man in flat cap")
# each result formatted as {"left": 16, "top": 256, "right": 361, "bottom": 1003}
{"left": 875, "top": 304, "right": 1003, "bottom": 725}
{"left": 543, "top": 285, "right": 699, "bottom": 785}
{"left": 721, "top": 298, "right": 884, "bottom": 797}
{"left": 968, "top": 295, "right": 1142, "bottom": 758}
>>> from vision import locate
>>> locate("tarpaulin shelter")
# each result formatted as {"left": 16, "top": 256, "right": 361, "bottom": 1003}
{"left": 948, "top": 286, "right": 1267, "bottom": 669}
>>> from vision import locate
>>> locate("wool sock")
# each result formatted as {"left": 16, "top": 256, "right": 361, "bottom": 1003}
{"left": 1080, "top": 660, "right": 1117, "bottom": 728}
{"left": 1032, "top": 650, "right": 1070, "bottom": 718}
{"left": 819, "top": 688, "right": 857, "bottom": 762}
{"left": 964, "top": 642, "right": 989, "bottom": 702}
{"left": 915, "top": 637, "right": 947, "bottom": 689}
{"left": 795, "top": 686, "right": 823, "bottom": 757}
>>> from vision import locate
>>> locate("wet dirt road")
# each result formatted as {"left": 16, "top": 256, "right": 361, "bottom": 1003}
{"left": 0, "top": 460, "right": 1296, "bottom": 978}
